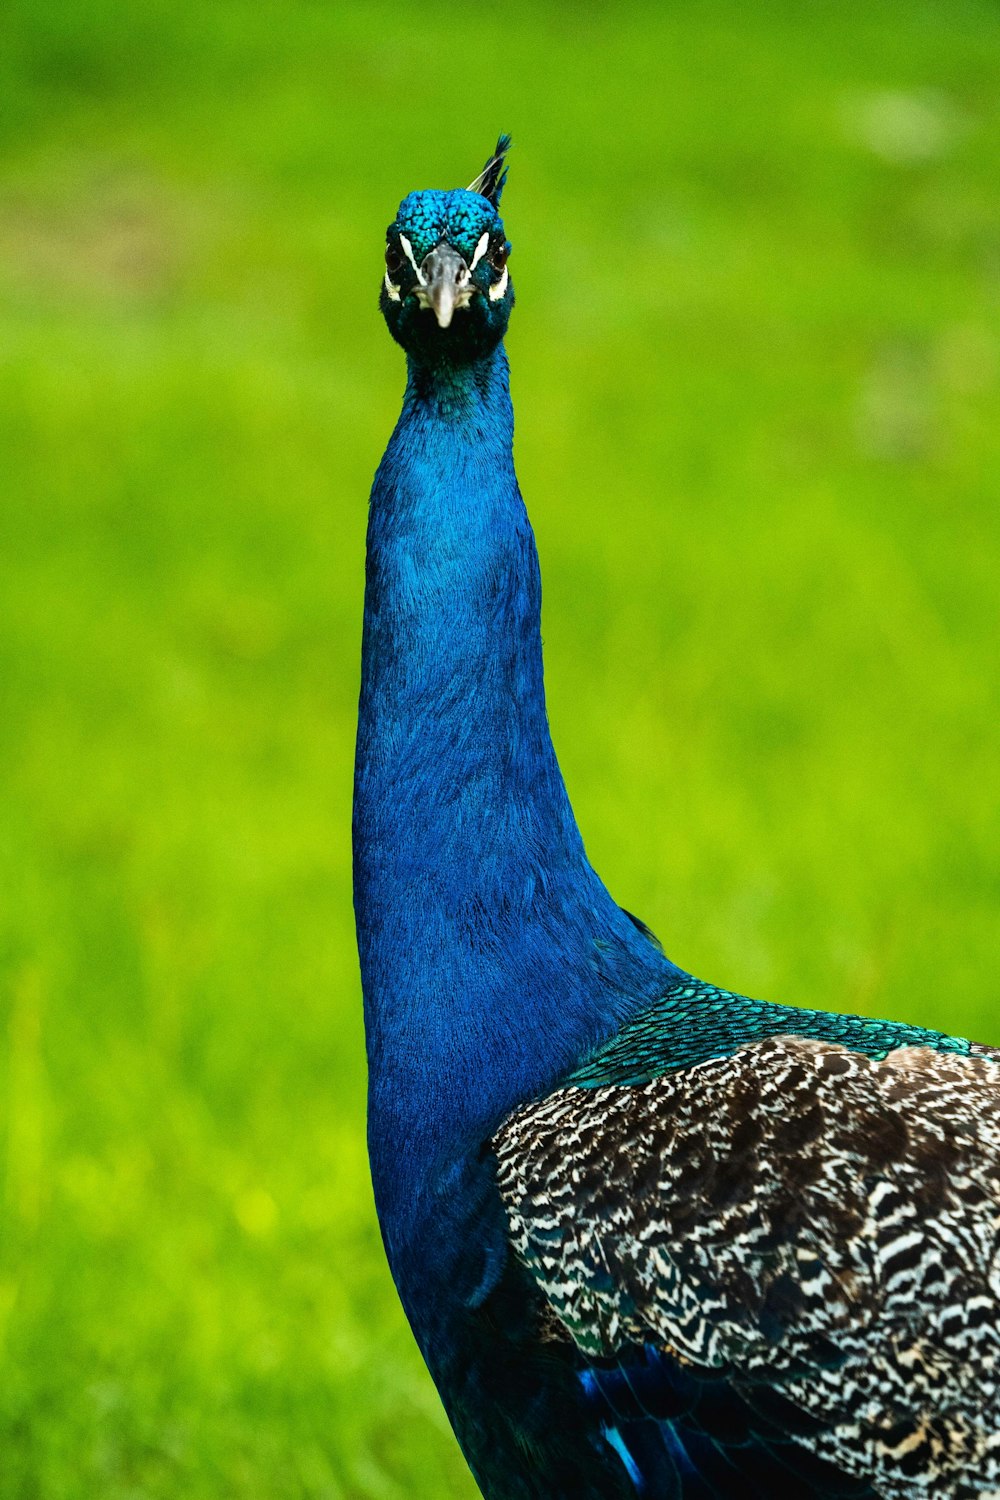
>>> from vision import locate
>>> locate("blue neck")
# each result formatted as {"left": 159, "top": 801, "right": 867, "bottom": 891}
{"left": 354, "top": 343, "right": 677, "bottom": 1252}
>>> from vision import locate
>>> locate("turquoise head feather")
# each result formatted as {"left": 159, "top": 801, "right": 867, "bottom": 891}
{"left": 380, "top": 135, "right": 513, "bottom": 366}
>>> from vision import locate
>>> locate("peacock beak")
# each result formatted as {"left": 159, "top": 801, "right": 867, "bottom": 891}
{"left": 416, "top": 242, "right": 473, "bottom": 329}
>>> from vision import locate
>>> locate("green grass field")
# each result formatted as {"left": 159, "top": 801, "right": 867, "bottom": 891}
{"left": 1, "top": 2, "right": 998, "bottom": 1494}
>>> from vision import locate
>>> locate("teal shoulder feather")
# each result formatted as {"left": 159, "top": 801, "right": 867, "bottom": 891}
{"left": 568, "top": 977, "right": 976, "bottom": 1086}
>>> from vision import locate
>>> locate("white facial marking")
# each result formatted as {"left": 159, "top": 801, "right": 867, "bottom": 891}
{"left": 398, "top": 234, "right": 423, "bottom": 282}
{"left": 383, "top": 270, "right": 401, "bottom": 302}
{"left": 488, "top": 265, "right": 509, "bottom": 302}
{"left": 469, "top": 232, "right": 490, "bottom": 272}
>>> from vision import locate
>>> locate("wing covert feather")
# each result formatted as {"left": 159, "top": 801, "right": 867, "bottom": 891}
{"left": 493, "top": 1036, "right": 1000, "bottom": 1497}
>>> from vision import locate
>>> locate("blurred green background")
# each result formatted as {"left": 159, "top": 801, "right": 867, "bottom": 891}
{"left": 1, "top": 1, "right": 998, "bottom": 1494}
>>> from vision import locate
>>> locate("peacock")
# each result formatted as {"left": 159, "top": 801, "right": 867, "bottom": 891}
{"left": 353, "top": 136, "right": 1000, "bottom": 1499}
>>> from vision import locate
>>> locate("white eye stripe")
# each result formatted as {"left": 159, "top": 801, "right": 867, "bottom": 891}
{"left": 488, "top": 265, "right": 509, "bottom": 302}
{"left": 383, "top": 270, "right": 401, "bottom": 301}
{"left": 469, "top": 233, "right": 490, "bottom": 272}
{"left": 398, "top": 234, "right": 423, "bottom": 281}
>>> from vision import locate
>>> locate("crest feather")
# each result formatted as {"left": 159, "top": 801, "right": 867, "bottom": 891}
{"left": 467, "top": 134, "right": 511, "bottom": 207}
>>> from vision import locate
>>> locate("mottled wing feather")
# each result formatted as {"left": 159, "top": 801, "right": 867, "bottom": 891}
{"left": 494, "top": 1036, "right": 1000, "bottom": 1499}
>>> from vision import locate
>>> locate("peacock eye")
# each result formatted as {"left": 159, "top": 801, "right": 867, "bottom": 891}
{"left": 385, "top": 242, "right": 404, "bottom": 277}
{"left": 489, "top": 241, "right": 510, "bottom": 274}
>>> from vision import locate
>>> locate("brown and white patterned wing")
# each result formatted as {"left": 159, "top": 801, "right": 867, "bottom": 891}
{"left": 493, "top": 1036, "right": 1000, "bottom": 1499}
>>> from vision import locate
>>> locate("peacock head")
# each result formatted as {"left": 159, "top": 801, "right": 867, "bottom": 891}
{"left": 380, "top": 135, "right": 513, "bottom": 366}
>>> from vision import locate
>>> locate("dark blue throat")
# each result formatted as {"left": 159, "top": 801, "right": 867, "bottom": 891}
{"left": 354, "top": 342, "right": 678, "bottom": 1260}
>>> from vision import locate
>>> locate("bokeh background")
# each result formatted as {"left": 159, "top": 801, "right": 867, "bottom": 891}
{"left": 2, "top": 1, "right": 998, "bottom": 1494}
